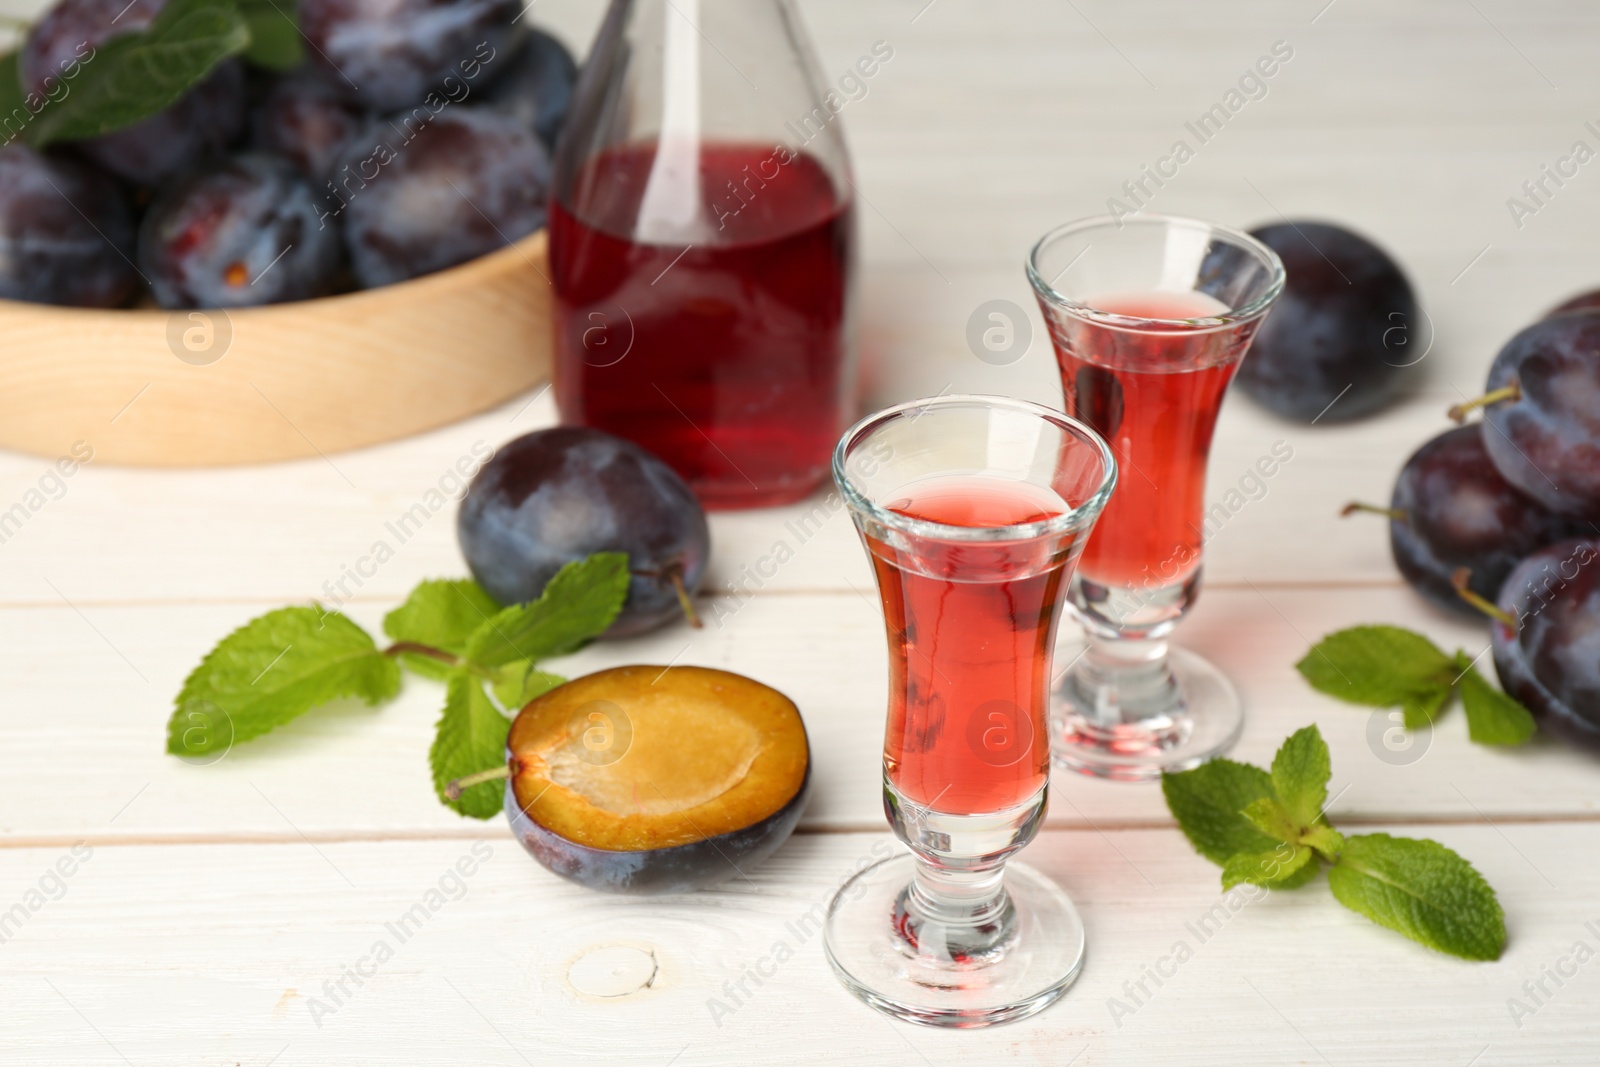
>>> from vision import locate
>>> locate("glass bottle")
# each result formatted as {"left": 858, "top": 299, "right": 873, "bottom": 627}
{"left": 549, "top": 0, "right": 858, "bottom": 509}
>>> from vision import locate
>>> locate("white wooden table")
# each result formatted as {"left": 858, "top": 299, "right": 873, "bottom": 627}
{"left": 4, "top": 1, "right": 1599, "bottom": 1062}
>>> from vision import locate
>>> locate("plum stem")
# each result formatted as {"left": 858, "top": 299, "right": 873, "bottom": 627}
{"left": 1342, "top": 501, "right": 1406, "bottom": 521}
{"left": 446, "top": 762, "right": 515, "bottom": 800}
{"left": 634, "top": 562, "right": 704, "bottom": 629}
{"left": 1451, "top": 567, "right": 1518, "bottom": 628}
{"left": 668, "top": 567, "right": 704, "bottom": 629}
{"left": 1448, "top": 382, "right": 1521, "bottom": 424}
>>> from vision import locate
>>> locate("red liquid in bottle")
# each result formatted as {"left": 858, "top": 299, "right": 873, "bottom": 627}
{"left": 867, "top": 475, "right": 1085, "bottom": 815}
{"left": 550, "top": 142, "right": 855, "bottom": 509}
{"left": 1050, "top": 289, "right": 1250, "bottom": 588}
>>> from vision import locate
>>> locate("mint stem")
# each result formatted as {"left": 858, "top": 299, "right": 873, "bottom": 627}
{"left": 385, "top": 641, "right": 505, "bottom": 682}
{"left": 384, "top": 641, "right": 460, "bottom": 666}
{"left": 446, "top": 762, "right": 515, "bottom": 800}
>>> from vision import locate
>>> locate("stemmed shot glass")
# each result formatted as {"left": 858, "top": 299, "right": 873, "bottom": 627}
{"left": 1027, "top": 214, "right": 1285, "bottom": 780}
{"left": 824, "top": 394, "right": 1116, "bottom": 1027}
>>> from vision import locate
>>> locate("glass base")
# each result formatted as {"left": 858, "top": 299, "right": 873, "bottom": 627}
{"left": 1051, "top": 643, "right": 1243, "bottom": 781}
{"left": 823, "top": 853, "right": 1085, "bottom": 1028}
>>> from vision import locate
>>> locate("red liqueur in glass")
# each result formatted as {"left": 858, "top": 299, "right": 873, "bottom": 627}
{"left": 869, "top": 475, "right": 1079, "bottom": 815}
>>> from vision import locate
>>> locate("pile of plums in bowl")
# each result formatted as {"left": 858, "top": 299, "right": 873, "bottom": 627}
{"left": 1348, "top": 294, "right": 1600, "bottom": 748}
{"left": 0, "top": 0, "right": 575, "bottom": 309}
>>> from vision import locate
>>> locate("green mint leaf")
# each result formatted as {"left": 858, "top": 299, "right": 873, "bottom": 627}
{"left": 491, "top": 661, "right": 566, "bottom": 711}
{"left": 384, "top": 578, "right": 501, "bottom": 679}
{"left": 429, "top": 671, "right": 511, "bottom": 819}
{"left": 463, "top": 553, "right": 630, "bottom": 669}
{"left": 1402, "top": 687, "right": 1452, "bottom": 731}
{"left": 1241, "top": 796, "right": 1300, "bottom": 844}
{"left": 236, "top": 0, "right": 303, "bottom": 69}
{"left": 0, "top": 53, "right": 27, "bottom": 147}
{"left": 1161, "top": 759, "right": 1282, "bottom": 865}
{"left": 1271, "top": 724, "right": 1332, "bottom": 830}
{"left": 29, "top": 0, "right": 250, "bottom": 146}
{"left": 167, "top": 606, "right": 400, "bottom": 755}
{"left": 1301, "top": 824, "right": 1345, "bottom": 862}
{"left": 1296, "top": 625, "right": 1454, "bottom": 711}
{"left": 1455, "top": 655, "right": 1537, "bottom": 746}
{"left": 1328, "top": 833, "right": 1506, "bottom": 961}
{"left": 1222, "top": 843, "right": 1315, "bottom": 891}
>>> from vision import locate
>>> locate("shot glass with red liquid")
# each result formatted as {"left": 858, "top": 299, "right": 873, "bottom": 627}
{"left": 1028, "top": 214, "right": 1285, "bottom": 780}
{"left": 549, "top": 0, "right": 857, "bottom": 509}
{"left": 825, "top": 395, "right": 1116, "bottom": 1027}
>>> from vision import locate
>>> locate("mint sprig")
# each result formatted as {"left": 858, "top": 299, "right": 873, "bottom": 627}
{"left": 1296, "top": 625, "right": 1535, "bottom": 746}
{"left": 27, "top": 0, "right": 250, "bottom": 146}
{"left": 168, "top": 607, "right": 400, "bottom": 755}
{"left": 164, "top": 556, "right": 633, "bottom": 820}
{"left": 2, "top": 0, "right": 301, "bottom": 151}
{"left": 1163, "top": 725, "right": 1507, "bottom": 960}
{"left": 235, "top": 0, "right": 303, "bottom": 69}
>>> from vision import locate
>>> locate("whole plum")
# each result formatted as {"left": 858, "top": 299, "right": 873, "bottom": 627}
{"left": 483, "top": 28, "right": 577, "bottom": 150}
{"left": 1487, "top": 539, "right": 1600, "bottom": 750}
{"left": 1542, "top": 288, "right": 1600, "bottom": 320}
{"left": 1238, "top": 221, "right": 1420, "bottom": 423}
{"left": 458, "top": 427, "right": 710, "bottom": 638}
{"left": 0, "top": 144, "right": 140, "bottom": 307}
{"left": 139, "top": 154, "right": 344, "bottom": 308}
{"left": 299, "top": 0, "right": 517, "bottom": 111}
{"left": 334, "top": 107, "right": 549, "bottom": 287}
{"left": 1450, "top": 315, "right": 1600, "bottom": 518}
{"left": 1349, "top": 424, "right": 1581, "bottom": 614}
{"left": 251, "top": 73, "right": 370, "bottom": 180}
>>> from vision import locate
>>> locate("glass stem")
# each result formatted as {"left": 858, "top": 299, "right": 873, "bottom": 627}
{"left": 1068, "top": 632, "right": 1185, "bottom": 729}
{"left": 898, "top": 856, "right": 1017, "bottom": 962}
{"left": 908, "top": 858, "right": 1009, "bottom": 928}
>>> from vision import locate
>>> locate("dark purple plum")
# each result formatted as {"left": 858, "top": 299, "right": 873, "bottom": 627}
{"left": 0, "top": 144, "right": 139, "bottom": 307}
{"left": 334, "top": 108, "right": 549, "bottom": 287}
{"left": 1450, "top": 315, "right": 1600, "bottom": 518}
{"left": 458, "top": 427, "right": 710, "bottom": 638}
{"left": 1239, "top": 221, "right": 1420, "bottom": 422}
{"left": 1542, "top": 288, "right": 1600, "bottom": 320}
{"left": 250, "top": 73, "right": 370, "bottom": 180}
{"left": 22, "top": 0, "right": 245, "bottom": 184}
{"left": 139, "top": 154, "right": 344, "bottom": 308}
{"left": 299, "top": 0, "right": 517, "bottom": 111}
{"left": 1486, "top": 539, "right": 1600, "bottom": 750}
{"left": 1347, "top": 425, "right": 1581, "bottom": 614}
{"left": 483, "top": 28, "right": 577, "bottom": 150}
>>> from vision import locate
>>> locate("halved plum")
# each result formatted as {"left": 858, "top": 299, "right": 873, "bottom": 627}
{"left": 505, "top": 665, "right": 811, "bottom": 895}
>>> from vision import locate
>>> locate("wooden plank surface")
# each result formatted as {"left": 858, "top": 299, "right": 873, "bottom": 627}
{"left": 1, "top": 827, "right": 1592, "bottom": 1065}
{"left": 3, "top": 0, "right": 1599, "bottom": 1062}
{"left": 1, "top": 584, "right": 1594, "bottom": 846}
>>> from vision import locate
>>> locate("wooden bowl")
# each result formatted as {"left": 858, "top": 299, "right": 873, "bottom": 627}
{"left": 0, "top": 230, "right": 552, "bottom": 467}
